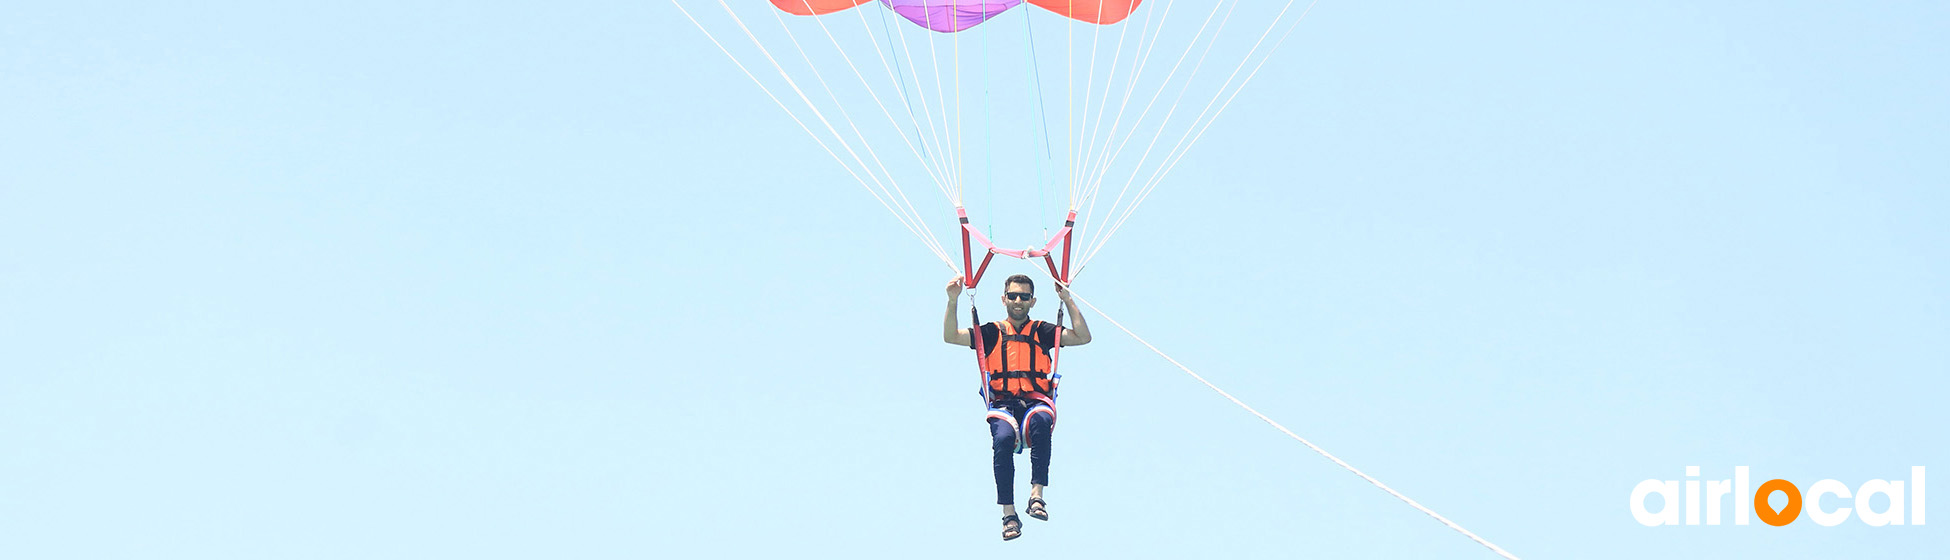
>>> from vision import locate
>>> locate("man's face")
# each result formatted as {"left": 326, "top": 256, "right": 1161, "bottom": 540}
{"left": 1003, "top": 282, "right": 1035, "bottom": 319}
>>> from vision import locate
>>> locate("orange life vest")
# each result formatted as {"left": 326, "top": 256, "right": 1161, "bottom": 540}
{"left": 980, "top": 319, "right": 1057, "bottom": 398}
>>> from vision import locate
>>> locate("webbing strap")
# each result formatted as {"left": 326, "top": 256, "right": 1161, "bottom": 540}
{"left": 997, "top": 320, "right": 1011, "bottom": 389}
{"left": 970, "top": 303, "right": 988, "bottom": 402}
{"left": 1050, "top": 306, "right": 1064, "bottom": 398}
{"left": 991, "top": 371, "right": 1049, "bottom": 379}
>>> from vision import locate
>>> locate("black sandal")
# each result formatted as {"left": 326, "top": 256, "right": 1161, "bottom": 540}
{"left": 1001, "top": 514, "right": 1022, "bottom": 541}
{"left": 1026, "top": 497, "right": 1049, "bottom": 521}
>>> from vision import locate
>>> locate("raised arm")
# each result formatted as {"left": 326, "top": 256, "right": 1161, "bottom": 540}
{"left": 944, "top": 277, "right": 973, "bottom": 346}
{"left": 1055, "top": 282, "right": 1091, "bottom": 346}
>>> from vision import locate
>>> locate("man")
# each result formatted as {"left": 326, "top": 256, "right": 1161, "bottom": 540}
{"left": 943, "top": 273, "right": 1092, "bottom": 541}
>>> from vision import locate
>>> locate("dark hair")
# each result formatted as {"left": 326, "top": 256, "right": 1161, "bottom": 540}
{"left": 1004, "top": 274, "right": 1035, "bottom": 294}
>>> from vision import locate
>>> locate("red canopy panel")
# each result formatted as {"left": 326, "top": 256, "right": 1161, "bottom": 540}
{"left": 769, "top": 0, "right": 875, "bottom": 17}
{"left": 1028, "top": 0, "right": 1141, "bottom": 25}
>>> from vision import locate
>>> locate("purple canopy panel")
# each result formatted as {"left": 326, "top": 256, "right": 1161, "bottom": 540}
{"left": 882, "top": 0, "right": 1025, "bottom": 32}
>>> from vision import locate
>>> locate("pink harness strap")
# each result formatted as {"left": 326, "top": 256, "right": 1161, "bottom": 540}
{"left": 957, "top": 208, "right": 1077, "bottom": 290}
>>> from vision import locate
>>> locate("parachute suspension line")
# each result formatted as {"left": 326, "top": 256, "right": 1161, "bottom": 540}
{"left": 871, "top": 7, "right": 928, "bottom": 163}
{"left": 925, "top": 5, "right": 958, "bottom": 205}
{"left": 844, "top": 4, "right": 953, "bottom": 200}
{"left": 673, "top": 1, "right": 955, "bottom": 272}
{"left": 913, "top": 7, "right": 957, "bottom": 205}
{"left": 891, "top": 7, "right": 956, "bottom": 207}
{"left": 1023, "top": 9, "right": 1051, "bottom": 240}
{"left": 704, "top": 1, "right": 947, "bottom": 264}
{"left": 954, "top": 1, "right": 965, "bottom": 209}
{"left": 1081, "top": 0, "right": 1246, "bottom": 267}
{"left": 1066, "top": 292, "right": 1522, "bottom": 560}
{"left": 1070, "top": 0, "right": 1109, "bottom": 193}
{"left": 794, "top": 2, "right": 951, "bottom": 201}
{"left": 1084, "top": 0, "right": 1320, "bottom": 270}
{"left": 1075, "top": 0, "right": 1223, "bottom": 229}
{"left": 1072, "top": 0, "right": 1138, "bottom": 204}
{"left": 1069, "top": 0, "right": 1159, "bottom": 211}
{"left": 1074, "top": 0, "right": 1168, "bottom": 230}
{"left": 1075, "top": 0, "right": 1179, "bottom": 215}
{"left": 768, "top": 6, "right": 904, "bottom": 195}
{"left": 984, "top": 14, "right": 995, "bottom": 243}
{"left": 768, "top": 6, "right": 949, "bottom": 262}
{"left": 1078, "top": 0, "right": 1240, "bottom": 259}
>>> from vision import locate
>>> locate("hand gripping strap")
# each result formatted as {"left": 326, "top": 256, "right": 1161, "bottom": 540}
{"left": 971, "top": 305, "right": 990, "bottom": 402}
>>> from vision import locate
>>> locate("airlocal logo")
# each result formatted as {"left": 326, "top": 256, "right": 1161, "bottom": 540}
{"left": 1631, "top": 466, "right": 1925, "bottom": 527}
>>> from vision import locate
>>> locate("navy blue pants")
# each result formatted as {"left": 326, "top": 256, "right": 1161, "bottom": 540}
{"left": 986, "top": 397, "right": 1056, "bottom": 505}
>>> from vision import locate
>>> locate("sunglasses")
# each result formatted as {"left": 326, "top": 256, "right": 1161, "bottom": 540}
{"left": 1004, "top": 293, "right": 1034, "bottom": 301}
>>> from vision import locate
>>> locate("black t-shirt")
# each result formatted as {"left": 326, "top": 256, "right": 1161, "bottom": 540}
{"left": 973, "top": 320, "right": 1061, "bottom": 352}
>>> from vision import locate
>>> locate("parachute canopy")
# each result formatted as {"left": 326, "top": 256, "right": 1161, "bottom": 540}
{"left": 770, "top": 0, "right": 1142, "bottom": 33}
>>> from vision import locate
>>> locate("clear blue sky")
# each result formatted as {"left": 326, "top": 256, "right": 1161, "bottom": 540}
{"left": 3, "top": 2, "right": 1945, "bottom": 558}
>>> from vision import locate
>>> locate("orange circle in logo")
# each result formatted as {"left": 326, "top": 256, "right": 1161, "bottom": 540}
{"left": 1754, "top": 479, "right": 1802, "bottom": 526}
